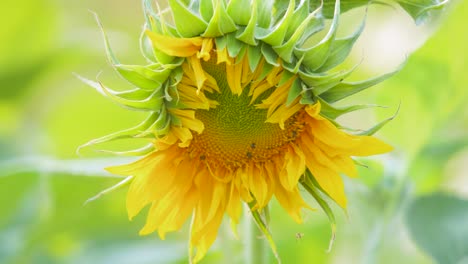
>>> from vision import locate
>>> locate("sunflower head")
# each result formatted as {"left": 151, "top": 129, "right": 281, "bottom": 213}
{"left": 79, "top": 0, "right": 447, "bottom": 262}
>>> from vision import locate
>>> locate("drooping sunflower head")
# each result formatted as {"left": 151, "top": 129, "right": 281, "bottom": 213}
{"left": 79, "top": 0, "right": 447, "bottom": 262}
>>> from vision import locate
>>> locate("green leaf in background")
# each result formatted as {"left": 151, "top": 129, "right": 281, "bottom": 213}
{"left": 320, "top": 0, "right": 449, "bottom": 24}
{"left": 0, "top": 0, "right": 57, "bottom": 99}
{"left": 406, "top": 193, "right": 468, "bottom": 264}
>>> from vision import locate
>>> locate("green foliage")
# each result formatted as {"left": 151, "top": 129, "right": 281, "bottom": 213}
{"left": 406, "top": 193, "right": 468, "bottom": 264}
{"left": 321, "top": 0, "right": 448, "bottom": 23}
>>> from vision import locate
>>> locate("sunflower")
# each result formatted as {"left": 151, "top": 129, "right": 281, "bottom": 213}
{"left": 77, "top": 0, "right": 421, "bottom": 262}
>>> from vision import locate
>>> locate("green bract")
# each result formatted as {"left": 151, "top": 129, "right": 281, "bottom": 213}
{"left": 80, "top": 0, "right": 447, "bottom": 155}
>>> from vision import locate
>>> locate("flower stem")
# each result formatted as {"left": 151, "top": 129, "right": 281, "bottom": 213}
{"left": 245, "top": 210, "right": 268, "bottom": 264}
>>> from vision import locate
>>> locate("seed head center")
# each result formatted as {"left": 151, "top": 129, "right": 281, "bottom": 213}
{"left": 187, "top": 59, "right": 305, "bottom": 169}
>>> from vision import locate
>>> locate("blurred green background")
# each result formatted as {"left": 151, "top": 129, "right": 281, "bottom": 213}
{"left": 0, "top": 1, "right": 467, "bottom": 263}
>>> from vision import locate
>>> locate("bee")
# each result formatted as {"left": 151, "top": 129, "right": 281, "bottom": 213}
{"left": 295, "top": 232, "right": 304, "bottom": 242}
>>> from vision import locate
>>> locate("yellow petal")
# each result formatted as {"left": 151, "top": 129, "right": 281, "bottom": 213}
{"left": 235, "top": 169, "right": 254, "bottom": 203}
{"left": 117, "top": 147, "right": 181, "bottom": 219}
{"left": 266, "top": 100, "right": 303, "bottom": 129}
{"left": 170, "top": 109, "right": 205, "bottom": 134}
{"left": 304, "top": 102, "right": 321, "bottom": 117}
{"left": 308, "top": 161, "right": 347, "bottom": 209}
{"left": 191, "top": 206, "right": 224, "bottom": 263}
{"left": 280, "top": 145, "right": 306, "bottom": 191}
{"left": 188, "top": 55, "right": 207, "bottom": 93}
{"left": 274, "top": 184, "right": 311, "bottom": 223}
{"left": 226, "top": 61, "right": 243, "bottom": 95}
{"left": 301, "top": 133, "right": 346, "bottom": 175}
{"left": 352, "top": 136, "right": 394, "bottom": 156}
{"left": 216, "top": 48, "right": 232, "bottom": 65}
{"left": 197, "top": 38, "right": 213, "bottom": 61}
{"left": 248, "top": 165, "right": 269, "bottom": 208}
{"left": 171, "top": 126, "right": 193, "bottom": 147}
{"left": 311, "top": 118, "right": 362, "bottom": 150}
{"left": 334, "top": 155, "right": 358, "bottom": 178}
{"left": 226, "top": 182, "right": 242, "bottom": 224}
{"left": 105, "top": 151, "right": 160, "bottom": 175}
{"left": 145, "top": 30, "right": 203, "bottom": 57}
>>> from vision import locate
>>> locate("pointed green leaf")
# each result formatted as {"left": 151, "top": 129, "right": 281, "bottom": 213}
{"left": 203, "top": 0, "right": 238, "bottom": 37}
{"left": 168, "top": 67, "right": 184, "bottom": 94}
{"left": 143, "top": 0, "right": 180, "bottom": 37}
{"left": 284, "top": 0, "right": 310, "bottom": 40}
{"left": 318, "top": 98, "right": 386, "bottom": 119}
{"left": 399, "top": 0, "right": 448, "bottom": 24}
{"left": 301, "top": 174, "right": 337, "bottom": 252}
{"left": 97, "top": 144, "right": 155, "bottom": 157}
{"left": 76, "top": 75, "right": 164, "bottom": 111}
{"left": 236, "top": 0, "right": 258, "bottom": 45}
{"left": 297, "top": 13, "right": 325, "bottom": 46}
{"left": 92, "top": 12, "right": 119, "bottom": 65}
{"left": 142, "top": 0, "right": 178, "bottom": 36}
{"left": 168, "top": 0, "right": 207, "bottom": 37}
{"left": 322, "top": 0, "right": 369, "bottom": 18}
{"left": 260, "top": 43, "right": 279, "bottom": 66}
{"left": 272, "top": 0, "right": 290, "bottom": 21}
{"left": 299, "top": 62, "right": 358, "bottom": 91}
{"left": 112, "top": 88, "right": 154, "bottom": 100}
{"left": 299, "top": 89, "right": 316, "bottom": 105}
{"left": 215, "top": 36, "right": 227, "bottom": 51}
{"left": 97, "top": 17, "right": 175, "bottom": 90}
{"left": 155, "top": 115, "right": 172, "bottom": 136}
{"left": 77, "top": 112, "right": 158, "bottom": 155}
{"left": 234, "top": 45, "right": 248, "bottom": 64}
{"left": 247, "top": 44, "right": 262, "bottom": 72}
{"left": 163, "top": 80, "right": 175, "bottom": 101}
{"left": 273, "top": 7, "right": 322, "bottom": 63}
{"left": 199, "top": 0, "right": 214, "bottom": 22}
{"left": 94, "top": 9, "right": 176, "bottom": 79}
{"left": 295, "top": 0, "right": 340, "bottom": 71}
{"left": 259, "top": 61, "right": 275, "bottom": 81}
{"left": 115, "top": 64, "right": 172, "bottom": 91}
{"left": 248, "top": 203, "right": 280, "bottom": 262}
{"left": 138, "top": 106, "right": 170, "bottom": 137}
{"left": 305, "top": 169, "right": 347, "bottom": 213}
{"left": 286, "top": 78, "right": 303, "bottom": 106}
{"left": 145, "top": 22, "right": 176, "bottom": 63}
{"left": 227, "top": 0, "right": 251, "bottom": 25}
{"left": 317, "top": 13, "right": 366, "bottom": 72}
{"left": 282, "top": 56, "right": 303, "bottom": 74}
{"left": 226, "top": 33, "right": 245, "bottom": 57}
{"left": 322, "top": 0, "right": 448, "bottom": 24}
{"left": 144, "top": 2, "right": 181, "bottom": 63}
{"left": 278, "top": 70, "right": 295, "bottom": 86}
{"left": 139, "top": 26, "right": 158, "bottom": 63}
{"left": 255, "top": 0, "right": 274, "bottom": 28}
{"left": 84, "top": 176, "right": 133, "bottom": 205}
{"left": 255, "top": 0, "right": 295, "bottom": 46}
{"left": 315, "top": 65, "right": 360, "bottom": 95}
{"left": 320, "top": 64, "right": 402, "bottom": 103}
{"left": 356, "top": 103, "right": 399, "bottom": 136}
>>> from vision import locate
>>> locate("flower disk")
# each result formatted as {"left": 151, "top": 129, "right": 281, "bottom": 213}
{"left": 190, "top": 56, "right": 305, "bottom": 169}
